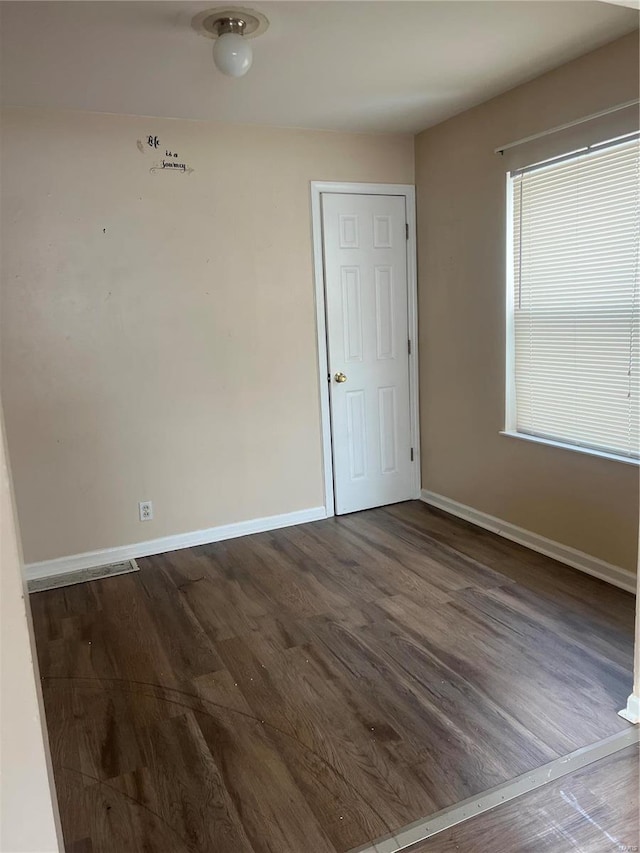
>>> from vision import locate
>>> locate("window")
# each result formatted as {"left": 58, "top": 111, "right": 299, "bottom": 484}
{"left": 506, "top": 135, "right": 640, "bottom": 461}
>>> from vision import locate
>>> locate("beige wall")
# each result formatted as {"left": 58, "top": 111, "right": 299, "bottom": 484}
{"left": 2, "top": 35, "right": 637, "bottom": 573}
{"left": 0, "top": 108, "right": 413, "bottom": 563}
{"left": 415, "top": 32, "right": 639, "bottom": 573}
{"left": 0, "top": 408, "right": 62, "bottom": 851}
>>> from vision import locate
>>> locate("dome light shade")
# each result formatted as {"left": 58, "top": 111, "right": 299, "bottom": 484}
{"left": 212, "top": 31, "right": 253, "bottom": 77}
{"left": 192, "top": 10, "right": 268, "bottom": 79}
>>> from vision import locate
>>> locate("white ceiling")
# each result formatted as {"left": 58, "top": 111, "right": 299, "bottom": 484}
{"left": 1, "top": 1, "right": 637, "bottom": 134}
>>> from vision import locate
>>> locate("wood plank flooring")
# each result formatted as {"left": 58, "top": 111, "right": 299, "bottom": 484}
{"left": 411, "top": 744, "right": 639, "bottom": 853}
{"left": 30, "top": 501, "right": 636, "bottom": 852}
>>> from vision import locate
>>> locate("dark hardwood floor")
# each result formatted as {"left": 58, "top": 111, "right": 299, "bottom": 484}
{"left": 30, "top": 501, "right": 636, "bottom": 853}
{"left": 412, "top": 744, "right": 639, "bottom": 853}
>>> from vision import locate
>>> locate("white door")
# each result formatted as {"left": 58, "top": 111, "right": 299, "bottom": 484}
{"left": 322, "top": 192, "right": 414, "bottom": 515}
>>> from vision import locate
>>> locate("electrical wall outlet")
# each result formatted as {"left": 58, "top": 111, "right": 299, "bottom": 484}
{"left": 139, "top": 500, "right": 153, "bottom": 521}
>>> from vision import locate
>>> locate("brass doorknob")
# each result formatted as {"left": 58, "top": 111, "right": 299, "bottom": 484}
{"left": 334, "top": 372, "right": 348, "bottom": 383}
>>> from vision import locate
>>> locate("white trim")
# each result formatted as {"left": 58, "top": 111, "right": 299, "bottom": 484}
{"left": 24, "top": 506, "right": 327, "bottom": 584}
{"left": 420, "top": 490, "right": 636, "bottom": 594}
{"left": 504, "top": 173, "right": 517, "bottom": 432}
{"left": 310, "top": 183, "right": 336, "bottom": 517}
{"left": 619, "top": 693, "right": 640, "bottom": 724}
{"left": 500, "top": 430, "right": 640, "bottom": 467}
{"left": 310, "top": 181, "right": 421, "bottom": 517}
{"left": 404, "top": 186, "right": 421, "bottom": 501}
{"left": 494, "top": 98, "right": 640, "bottom": 154}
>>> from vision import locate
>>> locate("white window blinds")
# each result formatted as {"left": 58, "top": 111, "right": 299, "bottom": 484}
{"left": 509, "top": 135, "right": 640, "bottom": 460}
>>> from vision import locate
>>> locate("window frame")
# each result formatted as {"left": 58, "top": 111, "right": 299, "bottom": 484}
{"left": 503, "top": 142, "right": 640, "bottom": 467}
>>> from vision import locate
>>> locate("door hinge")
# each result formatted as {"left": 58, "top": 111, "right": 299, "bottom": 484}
{"left": 410, "top": 447, "right": 414, "bottom": 462}
{"left": 408, "top": 338, "right": 411, "bottom": 355}
{"left": 405, "top": 223, "right": 409, "bottom": 240}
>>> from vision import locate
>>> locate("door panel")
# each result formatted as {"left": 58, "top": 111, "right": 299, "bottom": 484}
{"left": 322, "top": 193, "right": 414, "bottom": 515}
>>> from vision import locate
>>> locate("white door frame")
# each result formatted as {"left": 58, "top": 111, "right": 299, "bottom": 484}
{"left": 310, "top": 181, "right": 421, "bottom": 517}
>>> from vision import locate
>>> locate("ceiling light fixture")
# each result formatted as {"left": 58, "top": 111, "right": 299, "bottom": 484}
{"left": 213, "top": 18, "right": 252, "bottom": 77}
{"left": 192, "top": 7, "right": 269, "bottom": 79}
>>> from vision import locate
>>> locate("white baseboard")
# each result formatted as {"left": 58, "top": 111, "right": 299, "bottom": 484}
{"left": 24, "top": 505, "right": 328, "bottom": 585}
{"left": 420, "top": 490, "right": 637, "bottom": 595}
{"left": 619, "top": 694, "right": 640, "bottom": 724}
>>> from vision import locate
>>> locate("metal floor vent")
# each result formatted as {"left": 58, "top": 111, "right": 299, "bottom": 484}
{"left": 28, "top": 559, "right": 139, "bottom": 593}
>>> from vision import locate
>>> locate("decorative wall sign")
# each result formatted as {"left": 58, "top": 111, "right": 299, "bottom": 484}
{"left": 136, "top": 134, "right": 194, "bottom": 175}
{"left": 150, "top": 160, "right": 194, "bottom": 175}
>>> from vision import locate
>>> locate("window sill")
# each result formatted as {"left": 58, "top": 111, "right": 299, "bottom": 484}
{"left": 499, "top": 431, "right": 640, "bottom": 467}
